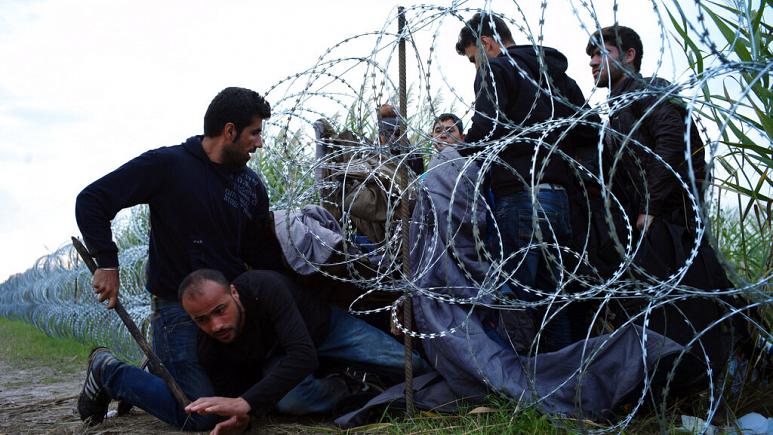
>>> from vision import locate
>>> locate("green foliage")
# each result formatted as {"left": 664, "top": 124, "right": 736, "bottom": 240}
{"left": 366, "top": 402, "right": 570, "bottom": 434}
{"left": 715, "top": 207, "right": 772, "bottom": 284}
{"left": 258, "top": 127, "right": 318, "bottom": 208}
{"left": 666, "top": 0, "right": 772, "bottom": 287}
{"left": 0, "top": 316, "right": 91, "bottom": 373}
{"left": 256, "top": 85, "right": 455, "bottom": 209}
{"left": 342, "top": 84, "right": 456, "bottom": 146}
{"left": 668, "top": 0, "right": 773, "bottom": 215}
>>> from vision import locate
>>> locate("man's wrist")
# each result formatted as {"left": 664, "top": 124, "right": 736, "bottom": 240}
{"left": 237, "top": 396, "right": 252, "bottom": 414}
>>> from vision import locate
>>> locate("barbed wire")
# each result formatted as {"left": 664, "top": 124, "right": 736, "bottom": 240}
{"left": 0, "top": 1, "right": 771, "bottom": 431}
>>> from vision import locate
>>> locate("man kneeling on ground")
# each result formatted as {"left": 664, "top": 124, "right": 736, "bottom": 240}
{"left": 78, "top": 269, "right": 427, "bottom": 432}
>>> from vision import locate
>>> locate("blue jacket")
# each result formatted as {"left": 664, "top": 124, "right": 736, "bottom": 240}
{"left": 75, "top": 135, "right": 282, "bottom": 300}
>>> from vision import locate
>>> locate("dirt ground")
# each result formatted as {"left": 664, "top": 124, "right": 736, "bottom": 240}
{"left": 0, "top": 359, "right": 339, "bottom": 435}
{"left": 0, "top": 359, "right": 189, "bottom": 434}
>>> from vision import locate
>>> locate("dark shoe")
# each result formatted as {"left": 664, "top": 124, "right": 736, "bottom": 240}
{"left": 343, "top": 367, "right": 386, "bottom": 394}
{"left": 330, "top": 369, "right": 385, "bottom": 418}
{"left": 77, "top": 347, "right": 115, "bottom": 426}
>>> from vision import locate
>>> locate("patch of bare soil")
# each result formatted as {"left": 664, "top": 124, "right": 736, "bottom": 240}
{"left": 0, "top": 359, "right": 192, "bottom": 435}
{"left": 0, "top": 360, "right": 338, "bottom": 434}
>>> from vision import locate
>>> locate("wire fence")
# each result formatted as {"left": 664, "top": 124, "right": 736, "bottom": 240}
{"left": 0, "top": 1, "right": 771, "bottom": 431}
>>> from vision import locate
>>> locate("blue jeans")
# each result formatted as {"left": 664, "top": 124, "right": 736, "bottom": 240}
{"left": 100, "top": 302, "right": 218, "bottom": 431}
{"left": 494, "top": 188, "right": 573, "bottom": 351}
{"left": 276, "top": 306, "right": 428, "bottom": 414}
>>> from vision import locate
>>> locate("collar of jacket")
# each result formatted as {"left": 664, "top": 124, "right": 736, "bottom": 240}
{"left": 610, "top": 73, "right": 643, "bottom": 97}
{"left": 182, "top": 135, "right": 208, "bottom": 162}
{"left": 183, "top": 134, "right": 246, "bottom": 175}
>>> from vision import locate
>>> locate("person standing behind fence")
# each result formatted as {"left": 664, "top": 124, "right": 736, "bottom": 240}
{"left": 74, "top": 87, "right": 283, "bottom": 430}
{"left": 378, "top": 104, "right": 424, "bottom": 175}
{"left": 587, "top": 25, "right": 744, "bottom": 396}
{"left": 454, "top": 12, "right": 590, "bottom": 352}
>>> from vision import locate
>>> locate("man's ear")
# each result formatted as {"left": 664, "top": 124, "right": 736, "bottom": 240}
{"left": 224, "top": 122, "right": 237, "bottom": 141}
{"left": 230, "top": 284, "right": 240, "bottom": 301}
{"left": 623, "top": 47, "right": 637, "bottom": 67}
{"left": 480, "top": 35, "right": 494, "bottom": 52}
{"left": 481, "top": 35, "right": 501, "bottom": 57}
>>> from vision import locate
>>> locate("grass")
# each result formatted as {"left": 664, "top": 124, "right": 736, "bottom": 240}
{"left": 0, "top": 316, "right": 92, "bottom": 375}
{"left": 375, "top": 410, "right": 568, "bottom": 434}
{"left": 353, "top": 370, "right": 773, "bottom": 434}
{"left": 349, "top": 398, "right": 587, "bottom": 434}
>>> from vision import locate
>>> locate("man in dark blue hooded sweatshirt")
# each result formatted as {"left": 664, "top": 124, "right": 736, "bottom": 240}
{"left": 74, "top": 87, "right": 284, "bottom": 430}
{"left": 455, "top": 13, "right": 596, "bottom": 352}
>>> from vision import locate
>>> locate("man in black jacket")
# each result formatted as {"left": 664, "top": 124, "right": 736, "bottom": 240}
{"left": 455, "top": 13, "right": 593, "bottom": 351}
{"left": 75, "top": 87, "right": 284, "bottom": 430}
{"left": 79, "top": 269, "right": 427, "bottom": 433}
{"left": 586, "top": 25, "right": 738, "bottom": 393}
{"left": 587, "top": 25, "right": 707, "bottom": 232}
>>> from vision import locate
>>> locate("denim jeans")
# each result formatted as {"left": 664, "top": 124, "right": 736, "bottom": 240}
{"left": 493, "top": 188, "right": 573, "bottom": 351}
{"left": 100, "top": 302, "right": 218, "bottom": 431}
{"left": 275, "top": 306, "right": 429, "bottom": 414}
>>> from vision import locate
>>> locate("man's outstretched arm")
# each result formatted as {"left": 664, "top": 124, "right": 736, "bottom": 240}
{"left": 75, "top": 148, "right": 169, "bottom": 308}
{"left": 185, "top": 397, "right": 250, "bottom": 434}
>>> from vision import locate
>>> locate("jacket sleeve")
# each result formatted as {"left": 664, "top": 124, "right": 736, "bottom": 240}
{"left": 237, "top": 272, "right": 318, "bottom": 416}
{"left": 637, "top": 95, "right": 689, "bottom": 217}
{"left": 74, "top": 148, "right": 170, "bottom": 268}
{"left": 460, "top": 61, "right": 514, "bottom": 156}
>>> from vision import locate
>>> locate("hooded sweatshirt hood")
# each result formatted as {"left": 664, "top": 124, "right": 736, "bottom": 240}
{"left": 504, "top": 45, "right": 569, "bottom": 83}
{"left": 460, "top": 44, "right": 590, "bottom": 195}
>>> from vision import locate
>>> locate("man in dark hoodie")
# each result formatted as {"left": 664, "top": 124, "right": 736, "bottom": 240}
{"left": 75, "top": 87, "right": 284, "bottom": 430}
{"left": 455, "top": 13, "right": 594, "bottom": 352}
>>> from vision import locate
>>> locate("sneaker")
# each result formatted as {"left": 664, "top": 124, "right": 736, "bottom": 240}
{"left": 331, "top": 369, "right": 385, "bottom": 417}
{"left": 77, "top": 347, "right": 115, "bottom": 425}
{"left": 342, "top": 367, "right": 386, "bottom": 394}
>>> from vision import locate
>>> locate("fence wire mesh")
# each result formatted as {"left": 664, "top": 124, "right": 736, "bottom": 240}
{"left": 0, "top": 1, "right": 771, "bottom": 431}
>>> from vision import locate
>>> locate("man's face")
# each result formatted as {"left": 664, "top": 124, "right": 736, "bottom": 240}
{"left": 431, "top": 119, "right": 463, "bottom": 151}
{"left": 182, "top": 280, "right": 244, "bottom": 343}
{"left": 222, "top": 116, "right": 264, "bottom": 167}
{"left": 589, "top": 43, "right": 631, "bottom": 88}
{"left": 463, "top": 36, "right": 500, "bottom": 69}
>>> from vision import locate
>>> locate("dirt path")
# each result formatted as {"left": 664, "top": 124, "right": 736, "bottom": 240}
{"left": 0, "top": 359, "right": 189, "bottom": 434}
{"left": 0, "top": 359, "right": 339, "bottom": 434}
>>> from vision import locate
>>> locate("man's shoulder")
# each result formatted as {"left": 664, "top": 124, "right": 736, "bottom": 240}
{"left": 233, "top": 270, "right": 293, "bottom": 300}
{"left": 139, "top": 138, "right": 199, "bottom": 162}
{"left": 620, "top": 75, "right": 672, "bottom": 95}
{"left": 643, "top": 76, "right": 673, "bottom": 88}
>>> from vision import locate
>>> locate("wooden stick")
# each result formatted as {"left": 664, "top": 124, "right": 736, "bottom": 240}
{"left": 71, "top": 237, "right": 191, "bottom": 408}
{"left": 397, "top": 6, "right": 415, "bottom": 418}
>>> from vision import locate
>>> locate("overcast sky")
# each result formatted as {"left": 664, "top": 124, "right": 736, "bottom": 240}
{"left": 0, "top": 0, "right": 688, "bottom": 282}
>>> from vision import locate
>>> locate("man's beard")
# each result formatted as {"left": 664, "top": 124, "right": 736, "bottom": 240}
{"left": 222, "top": 140, "right": 249, "bottom": 168}
{"left": 234, "top": 297, "right": 244, "bottom": 333}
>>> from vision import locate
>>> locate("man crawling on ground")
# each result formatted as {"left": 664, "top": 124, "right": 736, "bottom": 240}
{"left": 78, "top": 268, "right": 426, "bottom": 433}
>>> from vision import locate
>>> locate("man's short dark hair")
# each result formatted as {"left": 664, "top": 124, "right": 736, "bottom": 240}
{"left": 455, "top": 12, "right": 514, "bottom": 55}
{"left": 203, "top": 87, "right": 271, "bottom": 138}
{"left": 433, "top": 113, "right": 464, "bottom": 135}
{"left": 178, "top": 268, "right": 230, "bottom": 302}
{"left": 586, "top": 25, "right": 643, "bottom": 72}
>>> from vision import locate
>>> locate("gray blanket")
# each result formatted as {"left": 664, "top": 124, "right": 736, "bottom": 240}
{"left": 335, "top": 148, "right": 684, "bottom": 426}
{"left": 273, "top": 205, "right": 343, "bottom": 276}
